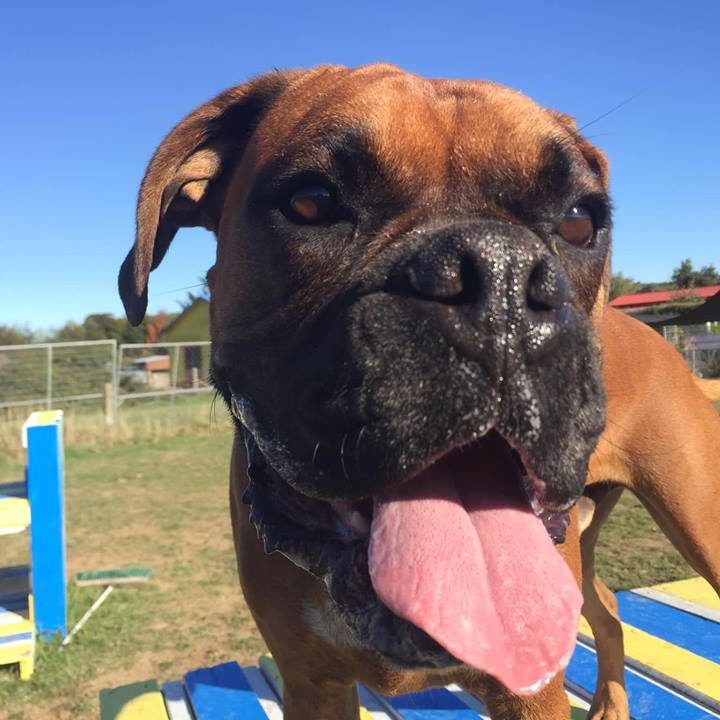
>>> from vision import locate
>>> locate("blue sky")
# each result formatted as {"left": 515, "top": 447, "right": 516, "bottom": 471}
{"left": 2, "top": 1, "right": 718, "bottom": 329}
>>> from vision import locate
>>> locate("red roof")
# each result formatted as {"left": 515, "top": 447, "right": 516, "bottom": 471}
{"left": 610, "top": 284, "right": 720, "bottom": 308}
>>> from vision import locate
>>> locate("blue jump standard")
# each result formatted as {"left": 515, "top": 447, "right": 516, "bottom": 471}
{"left": 25, "top": 416, "right": 67, "bottom": 639}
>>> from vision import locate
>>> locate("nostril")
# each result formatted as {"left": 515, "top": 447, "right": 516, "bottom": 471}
{"left": 404, "top": 252, "right": 481, "bottom": 305}
{"left": 407, "top": 258, "right": 462, "bottom": 300}
{"left": 526, "top": 259, "right": 565, "bottom": 313}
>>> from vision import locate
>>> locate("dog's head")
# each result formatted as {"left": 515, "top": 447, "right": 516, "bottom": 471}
{"left": 120, "top": 65, "right": 609, "bottom": 694}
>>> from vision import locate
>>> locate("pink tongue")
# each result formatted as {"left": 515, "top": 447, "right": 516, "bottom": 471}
{"left": 368, "top": 447, "right": 581, "bottom": 695}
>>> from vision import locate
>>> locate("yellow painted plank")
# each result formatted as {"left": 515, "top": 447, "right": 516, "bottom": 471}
{"left": 100, "top": 680, "right": 168, "bottom": 720}
{"left": 27, "top": 410, "right": 63, "bottom": 427}
{"left": 0, "top": 617, "right": 33, "bottom": 636}
{"left": 0, "top": 641, "right": 34, "bottom": 667}
{"left": 0, "top": 496, "right": 30, "bottom": 531}
{"left": 652, "top": 577, "right": 720, "bottom": 613}
{"left": 578, "top": 617, "right": 720, "bottom": 702}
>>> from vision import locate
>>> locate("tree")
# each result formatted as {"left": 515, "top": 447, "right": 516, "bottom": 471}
{"left": 609, "top": 273, "right": 641, "bottom": 300}
{"left": 696, "top": 264, "right": 720, "bottom": 287}
{"left": 0, "top": 325, "right": 34, "bottom": 345}
{"left": 672, "top": 259, "right": 695, "bottom": 289}
{"left": 51, "top": 314, "right": 146, "bottom": 344}
{"left": 670, "top": 259, "right": 720, "bottom": 289}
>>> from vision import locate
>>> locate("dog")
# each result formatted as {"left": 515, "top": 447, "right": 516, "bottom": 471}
{"left": 118, "top": 65, "right": 720, "bottom": 719}
{"left": 579, "top": 308, "right": 720, "bottom": 719}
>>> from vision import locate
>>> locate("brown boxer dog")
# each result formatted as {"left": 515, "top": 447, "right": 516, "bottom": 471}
{"left": 578, "top": 308, "right": 720, "bottom": 720}
{"left": 117, "top": 64, "right": 718, "bottom": 719}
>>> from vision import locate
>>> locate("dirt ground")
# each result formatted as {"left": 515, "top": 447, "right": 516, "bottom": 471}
{"left": 695, "top": 376, "right": 720, "bottom": 401}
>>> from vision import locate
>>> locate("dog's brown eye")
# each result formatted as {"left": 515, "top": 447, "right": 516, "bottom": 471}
{"left": 288, "top": 185, "right": 334, "bottom": 223}
{"left": 557, "top": 205, "right": 595, "bottom": 247}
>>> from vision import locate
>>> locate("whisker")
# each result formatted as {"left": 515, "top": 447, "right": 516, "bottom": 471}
{"left": 340, "top": 433, "right": 351, "bottom": 484}
{"left": 312, "top": 441, "right": 321, "bottom": 469}
{"left": 355, "top": 425, "right": 367, "bottom": 479}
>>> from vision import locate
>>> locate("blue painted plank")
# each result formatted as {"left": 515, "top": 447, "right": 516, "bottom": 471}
{"left": 0, "top": 596, "right": 28, "bottom": 613}
{"left": 384, "top": 686, "right": 482, "bottom": 719}
{"left": 26, "top": 416, "right": 67, "bottom": 639}
{"left": 0, "top": 481, "right": 27, "bottom": 498}
{"left": 566, "top": 642, "right": 718, "bottom": 720}
{"left": 0, "top": 566, "right": 29, "bottom": 580}
{"left": 617, "top": 592, "right": 720, "bottom": 663}
{"left": 0, "top": 632, "right": 33, "bottom": 645}
{"left": 184, "top": 661, "right": 269, "bottom": 720}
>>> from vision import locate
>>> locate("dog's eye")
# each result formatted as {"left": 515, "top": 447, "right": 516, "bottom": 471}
{"left": 557, "top": 205, "right": 595, "bottom": 247}
{"left": 286, "top": 185, "right": 335, "bottom": 224}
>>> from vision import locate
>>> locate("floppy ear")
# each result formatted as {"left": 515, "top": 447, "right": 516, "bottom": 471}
{"left": 552, "top": 111, "right": 610, "bottom": 192}
{"left": 119, "top": 72, "right": 296, "bottom": 325}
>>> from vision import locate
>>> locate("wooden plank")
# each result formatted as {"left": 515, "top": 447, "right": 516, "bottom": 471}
{"left": 0, "top": 481, "right": 27, "bottom": 498}
{"left": 259, "top": 655, "right": 284, "bottom": 699}
{"left": 0, "top": 495, "right": 30, "bottom": 535}
{"left": 99, "top": 680, "right": 169, "bottom": 720}
{"left": 579, "top": 615, "right": 720, "bottom": 710}
{"left": 442, "top": 685, "right": 490, "bottom": 719}
{"left": 0, "top": 634, "right": 33, "bottom": 666}
{"left": 637, "top": 576, "right": 720, "bottom": 616}
{"left": 185, "top": 661, "right": 269, "bottom": 720}
{"left": 649, "top": 577, "right": 720, "bottom": 611}
{"left": 380, "top": 685, "right": 485, "bottom": 719}
{"left": 161, "top": 681, "right": 194, "bottom": 720}
{"left": 652, "top": 577, "right": 720, "bottom": 613}
{"left": 243, "top": 667, "right": 284, "bottom": 720}
{"left": 0, "top": 613, "right": 33, "bottom": 634}
{"left": 258, "top": 655, "right": 380, "bottom": 719}
{"left": 357, "top": 685, "right": 400, "bottom": 719}
{"left": 616, "top": 592, "right": 720, "bottom": 663}
{"left": 567, "top": 640, "right": 720, "bottom": 720}
{"left": 632, "top": 587, "right": 720, "bottom": 624}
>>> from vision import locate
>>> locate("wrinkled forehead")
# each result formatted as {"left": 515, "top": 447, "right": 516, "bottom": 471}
{"left": 245, "top": 66, "right": 580, "bottom": 190}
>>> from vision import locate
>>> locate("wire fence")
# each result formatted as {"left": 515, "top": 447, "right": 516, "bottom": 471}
{"left": 0, "top": 340, "right": 116, "bottom": 411}
{"left": 662, "top": 325, "right": 720, "bottom": 378}
{"left": 0, "top": 340, "right": 213, "bottom": 423}
{"left": 3, "top": 326, "right": 715, "bottom": 426}
{"left": 115, "top": 342, "right": 213, "bottom": 413}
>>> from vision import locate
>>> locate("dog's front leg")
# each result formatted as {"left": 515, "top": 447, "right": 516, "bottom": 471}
{"left": 580, "top": 486, "right": 630, "bottom": 720}
{"left": 467, "top": 673, "right": 571, "bottom": 720}
{"left": 282, "top": 679, "right": 360, "bottom": 720}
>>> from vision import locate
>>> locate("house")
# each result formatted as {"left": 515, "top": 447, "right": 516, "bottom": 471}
{"left": 609, "top": 284, "right": 720, "bottom": 324}
{"left": 160, "top": 298, "right": 210, "bottom": 388}
{"left": 126, "top": 355, "right": 171, "bottom": 389}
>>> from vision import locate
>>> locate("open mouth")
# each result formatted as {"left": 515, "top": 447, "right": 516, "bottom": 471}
{"left": 241, "top": 422, "right": 582, "bottom": 695}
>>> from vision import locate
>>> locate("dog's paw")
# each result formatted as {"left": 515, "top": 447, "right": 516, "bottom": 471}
{"left": 587, "top": 681, "right": 630, "bottom": 720}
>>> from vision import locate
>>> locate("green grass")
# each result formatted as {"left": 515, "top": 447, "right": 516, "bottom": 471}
{"left": 0, "top": 429, "right": 266, "bottom": 720}
{"left": 0, "top": 401, "right": 710, "bottom": 719}
{"left": 595, "top": 492, "right": 689, "bottom": 591}
{"left": 0, "top": 393, "right": 220, "bottom": 467}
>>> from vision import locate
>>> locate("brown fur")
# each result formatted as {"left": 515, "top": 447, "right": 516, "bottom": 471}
{"left": 580, "top": 308, "right": 720, "bottom": 719}
{"left": 120, "top": 65, "right": 720, "bottom": 719}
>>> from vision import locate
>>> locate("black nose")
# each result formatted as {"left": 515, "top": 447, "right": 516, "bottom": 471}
{"left": 394, "top": 222, "right": 571, "bottom": 366}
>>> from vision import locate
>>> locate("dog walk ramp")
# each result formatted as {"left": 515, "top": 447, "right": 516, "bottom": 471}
{"left": 100, "top": 577, "right": 720, "bottom": 719}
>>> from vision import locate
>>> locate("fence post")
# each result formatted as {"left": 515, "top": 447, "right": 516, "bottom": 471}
{"left": 23, "top": 410, "right": 67, "bottom": 640}
{"left": 104, "top": 383, "right": 114, "bottom": 426}
{"left": 46, "top": 345, "right": 53, "bottom": 409}
{"left": 108, "top": 340, "right": 117, "bottom": 426}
